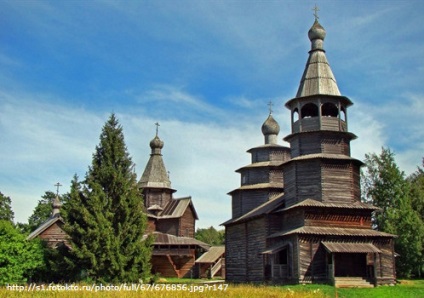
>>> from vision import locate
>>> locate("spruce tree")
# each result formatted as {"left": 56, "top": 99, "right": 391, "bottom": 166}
{"left": 62, "top": 114, "right": 152, "bottom": 283}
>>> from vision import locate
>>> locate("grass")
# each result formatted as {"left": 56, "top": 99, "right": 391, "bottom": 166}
{"left": 0, "top": 280, "right": 422, "bottom": 298}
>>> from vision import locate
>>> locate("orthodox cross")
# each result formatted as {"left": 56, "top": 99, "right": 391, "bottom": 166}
{"left": 54, "top": 182, "right": 62, "bottom": 196}
{"left": 268, "top": 100, "right": 274, "bottom": 115}
{"left": 313, "top": 4, "right": 320, "bottom": 20}
{"left": 155, "top": 122, "right": 160, "bottom": 136}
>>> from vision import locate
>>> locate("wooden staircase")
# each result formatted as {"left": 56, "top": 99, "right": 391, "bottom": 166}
{"left": 334, "top": 277, "right": 374, "bottom": 288}
{"left": 210, "top": 258, "right": 223, "bottom": 278}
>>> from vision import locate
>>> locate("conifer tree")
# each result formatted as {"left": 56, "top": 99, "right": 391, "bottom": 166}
{"left": 62, "top": 114, "right": 152, "bottom": 283}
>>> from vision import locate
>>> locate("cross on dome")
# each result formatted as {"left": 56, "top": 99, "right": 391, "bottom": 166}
{"left": 312, "top": 4, "right": 320, "bottom": 20}
{"left": 155, "top": 122, "right": 160, "bottom": 136}
{"left": 267, "top": 100, "right": 274, "bottom": 115}
{"left": 54, "top": 182, "right": 62, "bottom": 196}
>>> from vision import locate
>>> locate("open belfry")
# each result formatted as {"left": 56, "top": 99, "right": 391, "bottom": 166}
{"left": 223, "top": 14, "right": 397, "bottom": 287}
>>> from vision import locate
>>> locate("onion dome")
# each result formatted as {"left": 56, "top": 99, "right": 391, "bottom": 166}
{"left": 52, "top": 195, "right": 62, "bottom": 216}
{"left": 261, "top": 113, "right": 280, "bottom": 144}
{"left": 150, "top": 135, "right": 164, "bottom": 154}
{"left": 308, "top": 19, "right": 326, "bottom": 49}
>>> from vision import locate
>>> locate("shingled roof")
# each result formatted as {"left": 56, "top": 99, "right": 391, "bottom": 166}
{"left": 27, "top": 215, "right": 63, "bottom": 240}
{"left": 268, "top": 226, "right": 396, "bottom": 238}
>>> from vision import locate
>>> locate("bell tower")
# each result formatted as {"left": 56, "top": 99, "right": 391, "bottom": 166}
{"left": 282, "top": 17, "right": 363, "bottom": 207}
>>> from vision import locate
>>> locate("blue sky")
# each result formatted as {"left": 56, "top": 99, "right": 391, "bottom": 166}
{"left": 1, "top": 0, "right": 423, "bottom": 229}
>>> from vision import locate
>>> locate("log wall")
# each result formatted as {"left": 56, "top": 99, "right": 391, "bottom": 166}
{"left": 143, "top": 189, "right": 172, "bottom": 209}
{"left": 284, "top": 160, "right": 322, "bottom": 206}
{"left": 374, "top": 239, "right": 396, "bottom": 285}
{"left": 179, "top": 207, "right": 196, "bottom": 237}
{"left": 246, "top": 218, "right": 267, "bottom": 282}
{"left": 39, "top": 222, "right": 68, "bottom": 247}
{"left": 321, "top": 161, "right": 358, "bottom": 204}
{"left": 298, "top": 238, "right": 327, "bottom": 283}
{"left": 156, "top": 218, "right": 179, "bottom": 236}
{"left": 225, "top": 224, "right": 247, "bottom": 282}
{"left": 304, "top": 210, "right": 372, "bottom": 229}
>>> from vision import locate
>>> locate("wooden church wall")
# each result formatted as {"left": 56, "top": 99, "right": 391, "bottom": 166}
{"left": 231, "top": 193, "right": 242, "bottom": 219}
{"left": 271, "top": 149, "right": 291, "bottom": 162}
{"left": 321, "top": 135, "right": 350, "bottom": 156}
{"left": 282, "top": 209, "right": 305, "bottom": 231}
{"left": 269, "top": 169, "right": 283, "bottom": 183}
{"left": 245, "top": 168, "right": 269, "bottom": 184}
{"left": 374, "top": 239, "right": 396, "bottom": 285}
{"left": 156, "top": 218, "right": 179, "bottom": 236}
{"left": 298, "top": 238, "right": 328, "bottom": 283}
{"left": 144, "top": 190, "right": 172, "bottom": 208}
{"left": 304, "top": 210, "right": 372, "bottom": 229}
{"left": 39, "top": 222, "right": 68, "bottom": 247}
{"left": 352, "top": 164, "right": 361, "bottom": 201}
{"left": 246, "top": 217, "right": 267, "bottom": 282}
{"left": 240, "top": 190, "right": 271, "bottom": 217}
{"left": 295, "top": 160, "right": 321, "bottom": 202}
{"left": 179, "top": 206, "right": 195, "bottom": 237}
{"left": 225, "top": 223, "right": 247, "bottom": 282}
{"left": 321, "top": 161, "right": 356, "bottom": 204}
{"left": 282, "top": 163, "right": 297, "bottom": 206}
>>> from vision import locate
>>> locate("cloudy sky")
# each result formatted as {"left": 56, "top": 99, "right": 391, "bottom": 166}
{"left": 1, "top": 0, "right": 423, "bottom": 229}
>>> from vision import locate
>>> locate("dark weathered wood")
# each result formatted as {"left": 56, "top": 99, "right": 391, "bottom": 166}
{"left": 224, "top": 22, "right": 396, "bottom": 286}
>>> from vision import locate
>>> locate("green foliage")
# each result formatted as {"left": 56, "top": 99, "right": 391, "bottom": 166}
{"left": 27, "top": 191, "right": 57, "bottom": 232}
{"left": 408, "top": 158, "right": 424, "bottom": 277}
{"left": 62, "top": 114, "right": 153, "bottom": 283}
{"left": 0, "top": 220, "right": 44, "bottom": 284}
{"left": 0, "top": 192, "right": 14, "bottom": 222}
{"left": 409, "top": 158, "right": 424, "bottom": 221}
{"left": 195, "top": 226, "right": 225, "bottom": 245}
{"left": 361, "top": 148, "right": 409, "bottom": 231}
{"left": 362, "top": 148, "right": 424, "bottom": 278}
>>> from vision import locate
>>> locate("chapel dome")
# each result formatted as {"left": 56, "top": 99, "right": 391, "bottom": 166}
{"left": 150, "top": 135, "right": 164, "bottom": 150}
{"left": 308, "top": 19, "right": 326, "bottom": 41}
{"left": 261, "top": 114, "right": 280, "bottom": 136}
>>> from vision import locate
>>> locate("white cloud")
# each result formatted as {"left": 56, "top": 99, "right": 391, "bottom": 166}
{"left": 0, "top": 87, "right": 270, "bottom": 228}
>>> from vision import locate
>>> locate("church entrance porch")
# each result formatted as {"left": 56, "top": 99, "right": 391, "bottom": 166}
{"left": 334, "top": 253, "right": 366, "bottom": 277}
{"left": 322, "top": 242, "right": 380, "bottom": 286}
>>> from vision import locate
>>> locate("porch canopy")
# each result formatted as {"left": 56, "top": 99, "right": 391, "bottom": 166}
{"left": 261, "top": 242, "right": 290, "bottom": 254}
{"left": 322, "top": 241, "right": 381, "bottom": 254}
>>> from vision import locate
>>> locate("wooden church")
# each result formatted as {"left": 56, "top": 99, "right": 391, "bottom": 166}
{"left": 28, "top": 127, "right": 213, "bottom": 279}
{"left": 138, "top": 128, "right": 211, "bottom": 278}
{"left": 223, "top": 16, "right": 397, "bottom": 287}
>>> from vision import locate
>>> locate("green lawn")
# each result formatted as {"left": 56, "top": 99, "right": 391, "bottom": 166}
{"left": 0, "top": 279, "right": 423, "bottom": 298}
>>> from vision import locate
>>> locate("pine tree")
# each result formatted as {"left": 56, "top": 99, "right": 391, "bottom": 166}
{"left": 62, "top": 114, "right": 152, "bottom": 283}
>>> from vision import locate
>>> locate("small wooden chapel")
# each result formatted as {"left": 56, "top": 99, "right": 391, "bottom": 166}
{"left": 223, "top": 15, "right": 397, "bottom": 287}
